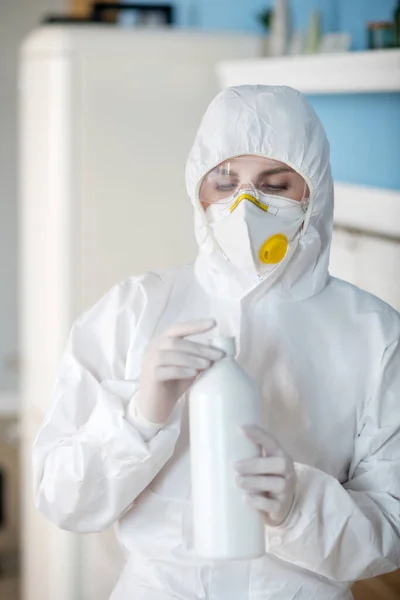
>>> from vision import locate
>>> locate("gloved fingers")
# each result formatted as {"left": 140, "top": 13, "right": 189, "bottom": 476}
{"left": 241, "top": 425, "right": 286, "bottom": 457}
{"left": 156, "top": 350, "right": 211, "bottom": 370}
{"left": 235, "top": 456, "right": 291, "bottom": 477}
{"left": 236, "top": 474, "right": 288, "bottom": 496}
{"left": 245, "top": 493, "right": 281, "bottom": 515}
{"left": 161, "top": 338, "right": 224, "bottom": 362}
{"left": 165, "top": 319, "right": 217, "bottom": 339}
{"left": 155, "top": 366, "right": 198, "bottom": 381}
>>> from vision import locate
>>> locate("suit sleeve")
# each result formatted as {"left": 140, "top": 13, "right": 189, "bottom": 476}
{"left": 265, "top": 334, "right": 400, "bottom": 582}
{"left": 32, "top": 278, "right": 182, "bottom": 533}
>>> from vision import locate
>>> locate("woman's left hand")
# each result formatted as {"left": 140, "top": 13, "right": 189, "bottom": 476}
{"left": 235, "top": 425, "right": 297, "bottom": 527}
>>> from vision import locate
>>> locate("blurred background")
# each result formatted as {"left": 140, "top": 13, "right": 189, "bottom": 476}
{"left": 0, "top": 1, "right": 399, "bottom": 599}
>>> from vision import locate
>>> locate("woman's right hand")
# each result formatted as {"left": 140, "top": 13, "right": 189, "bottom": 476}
{"left": 135, "top": 319, "right": 224, "bottom": 424}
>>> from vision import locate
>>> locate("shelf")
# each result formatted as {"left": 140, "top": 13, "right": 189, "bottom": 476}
{"left": 218, "top": 49, "right": 400, "bottom": 94}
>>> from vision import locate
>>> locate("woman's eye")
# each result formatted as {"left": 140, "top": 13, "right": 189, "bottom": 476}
{"left": 215, "top": 183, "right": 238, "bottom": 191}
{"left": 260, "top": 183, "right": 288, "bottom": 192}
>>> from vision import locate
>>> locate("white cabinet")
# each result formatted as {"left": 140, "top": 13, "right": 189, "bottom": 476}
{"left": 331, "top": 182, "right": 400, "bottom": 312}
{"left": 19, "top": 25, "right": 260, "bottom": 600}
{"left": 330, "top": 228, "right": 400, "bottom": 312}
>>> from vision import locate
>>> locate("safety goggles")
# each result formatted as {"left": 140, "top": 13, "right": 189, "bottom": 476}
{"left": 199, "top": 156, "right": 308, "bottom": 205}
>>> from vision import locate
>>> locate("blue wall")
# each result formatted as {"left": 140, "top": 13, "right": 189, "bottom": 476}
{"left": 170, "top": 0, "right": 398, "bottom": 50}
{"left": 130, "top": 0, "right": 400, "bottom": 190}
{"left": 309, "top": 93, "right": 400, "bottom": 189}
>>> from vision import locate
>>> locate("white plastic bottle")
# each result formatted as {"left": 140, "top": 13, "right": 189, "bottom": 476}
{"left": 189, "top": 336, "right": 265, "bottom": 560}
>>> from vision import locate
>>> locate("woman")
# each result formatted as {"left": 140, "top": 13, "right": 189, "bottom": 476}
{"left": 33, "top": 85, "right": 400, "bottom": 599}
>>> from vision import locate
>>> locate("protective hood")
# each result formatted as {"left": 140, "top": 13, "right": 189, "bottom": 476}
{"left": 185, "top": 85, "right": 334, "bottom": 300}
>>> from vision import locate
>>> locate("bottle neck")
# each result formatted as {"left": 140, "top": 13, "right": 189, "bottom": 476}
{"left": 215, "top": 354, "right": 235, "bottom": 367}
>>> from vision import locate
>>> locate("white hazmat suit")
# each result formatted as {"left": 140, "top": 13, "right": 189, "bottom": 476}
{"left": 33, "top": 86, "right": 400, "bottom": 599}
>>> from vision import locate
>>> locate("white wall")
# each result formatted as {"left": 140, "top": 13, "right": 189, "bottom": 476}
{"left": 0, "top": 0, "right": 66, "bottom": 394}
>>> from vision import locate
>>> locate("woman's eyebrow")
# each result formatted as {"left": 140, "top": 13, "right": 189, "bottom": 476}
{"left": 257, "top": 167, "right": 294, "bottom": 177}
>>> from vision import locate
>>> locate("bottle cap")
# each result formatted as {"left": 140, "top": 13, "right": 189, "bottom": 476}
{"left": 211, "top": 336, "right": 236, "bottom": 357}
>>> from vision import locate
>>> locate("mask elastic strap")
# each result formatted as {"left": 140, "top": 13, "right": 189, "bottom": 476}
{"left": 300, "top": 180, "right": 310, "bottom": 213}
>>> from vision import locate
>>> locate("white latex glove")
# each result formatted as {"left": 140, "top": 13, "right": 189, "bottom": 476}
{"left": 135, "top": 319, "right": 224, "bottom": 424}
{"left": 235, "top": 425, "right": 297, "bottom": 527}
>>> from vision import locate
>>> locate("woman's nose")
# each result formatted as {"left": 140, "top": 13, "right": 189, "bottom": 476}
{"left": 237, "top": 181, "right": 257, "bottom": 196}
